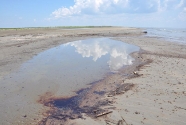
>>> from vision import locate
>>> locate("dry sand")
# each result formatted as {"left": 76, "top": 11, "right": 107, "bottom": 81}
{"left": 0, "top": 27, "right": 186, "bottom": 125}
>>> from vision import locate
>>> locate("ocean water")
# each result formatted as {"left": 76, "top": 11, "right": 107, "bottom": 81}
{"left": 145, "top": 28, "right": 186, "bottom": 44}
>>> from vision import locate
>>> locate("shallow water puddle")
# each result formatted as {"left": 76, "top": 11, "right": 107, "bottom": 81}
{"left": 2, "top": 38, "right": 139, "bottom": 96}
{"left": 0, "top": 38, "right": 139, "bottom": 124}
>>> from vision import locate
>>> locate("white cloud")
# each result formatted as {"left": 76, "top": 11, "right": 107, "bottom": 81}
{"left": 51, "top": 0, "right": 164, "bottom": 18}
{"left": 178, "top": 7, "right": 186, "bottom": 21}
{"left": 48, "top": 0, "right": 186, "bottom": 28}
{"left": 176, "top": 0, "right": 185, "bottom": 8}
{"left": 157, "top": 0, "right": 185, "bottom": 11}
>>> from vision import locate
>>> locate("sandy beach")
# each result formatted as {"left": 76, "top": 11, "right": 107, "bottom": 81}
{"left": 0, "top": 27, "right": 186, "bottom": 125}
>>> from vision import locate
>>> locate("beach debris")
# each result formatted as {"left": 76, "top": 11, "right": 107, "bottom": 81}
{"left": 93, "top": 109, "right": 100, "bottom": 114}
{"left": 105, "top": 119, "right": 117, "bottom": 124}
{"left": 95, "top": 111, "right": 113, "bottom": 118}
{"left": 174, "top": 106, "right": 186, "bottom": 110}
{"left": 23, "top": 115, "right": 27, "bottom": 118}
{"left": 143, "top": 31, "right": 147, "bottom": 33}
{"left": 135, "top": 111, "right": 140, "bottom": 114}
{"left": 105, "top": 116, "right": 128, "bottom": 125}
{"left": 106, "top": 117, "right": 128, "bottom": 125}
{"left": 117, "top": 120, "right": 124, "bottom": 125}
{"left": 121, "top": 116, "right": 128, "bottom": 125}
{"left": 133, "top": 71, "right": 137, "bottom": 75}
{"left": 130, "top": 71, "right": 143, "bottom": 78}
{"left": 108, "top": 83, "right": 134, "bottom": 97}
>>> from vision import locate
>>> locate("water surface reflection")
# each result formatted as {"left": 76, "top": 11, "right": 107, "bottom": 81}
{"left": 69, "top": 38, "right": 139, "bottom": 71}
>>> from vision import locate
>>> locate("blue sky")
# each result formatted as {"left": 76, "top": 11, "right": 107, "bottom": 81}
{"left": 0, "top": 0, "right": 186, "bottom": 28}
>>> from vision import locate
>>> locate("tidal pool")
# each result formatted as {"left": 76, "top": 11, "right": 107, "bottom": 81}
{"left": 0, "top": 38, "right": 139, "bottom": 124}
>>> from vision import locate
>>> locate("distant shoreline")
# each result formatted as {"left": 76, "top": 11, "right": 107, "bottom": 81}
{"left": 0, "top": 26, "right": 116, "bottom": 30}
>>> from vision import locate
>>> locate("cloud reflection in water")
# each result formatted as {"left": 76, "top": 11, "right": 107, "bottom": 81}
{"left": 68, "top": 38, "right": 139, "bottom": 72}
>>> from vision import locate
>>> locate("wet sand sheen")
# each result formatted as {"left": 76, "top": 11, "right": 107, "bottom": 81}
{"left": 0, "top": 38, "right": 139, "bottom": 124}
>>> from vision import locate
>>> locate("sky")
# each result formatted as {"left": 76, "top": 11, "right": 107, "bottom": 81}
{"left": 0, "top": 0, "right": 186, "bottom": 28}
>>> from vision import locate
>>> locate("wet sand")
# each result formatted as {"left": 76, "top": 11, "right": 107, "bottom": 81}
{"left": 0, "top": 27, "right": 186, "bottom": 125}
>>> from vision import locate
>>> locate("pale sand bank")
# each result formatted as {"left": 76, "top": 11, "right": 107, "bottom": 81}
{"left": 0, "top": 27, "right": 186, "bottom": 125}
